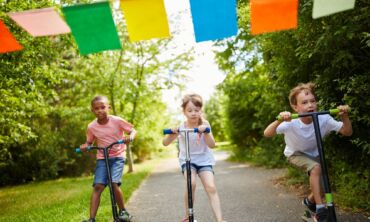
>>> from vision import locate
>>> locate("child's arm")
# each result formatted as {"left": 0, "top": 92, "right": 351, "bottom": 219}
{"left": 162, "top": 128, "right": 179, "bottom": 146}
{"left": 199, "top": 121, "right": 216, "bottom": 148}
{"left": 80, "top": 128, "right": 94, "bottom": 151}
{"left": 263, "top": 111, "right": 291, "bottom": 137}
{"left": 124, "top": 128, "right": 137, "bottom": 144}
{"left": 337, "top": 105, "right": 352, "bottom": 136}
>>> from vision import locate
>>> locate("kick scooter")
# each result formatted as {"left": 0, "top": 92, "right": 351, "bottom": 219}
{"left": 75, "top": 140, "right": 132, "bottom": 222}
{"left": 163, "top": 127, "right": 211, "bottom": 222}
{"left": 278, "top": 108, "right": 342, "bottom": 222}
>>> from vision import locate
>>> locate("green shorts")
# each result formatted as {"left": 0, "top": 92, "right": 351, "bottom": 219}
{"left": 287, "top": 152, "right": 320, "bottom": 174}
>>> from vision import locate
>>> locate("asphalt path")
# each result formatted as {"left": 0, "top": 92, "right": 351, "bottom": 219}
{"left": 127, "top": 151, "right": 369, "bottom": 222}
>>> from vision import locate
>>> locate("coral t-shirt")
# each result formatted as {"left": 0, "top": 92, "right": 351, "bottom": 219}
{"left": 86, "top": 115, "right": 133, "bottom": 159}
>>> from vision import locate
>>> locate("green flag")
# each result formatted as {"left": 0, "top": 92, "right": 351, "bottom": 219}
{"left": 62, "top": 2, "right": 121, "bottom": 55}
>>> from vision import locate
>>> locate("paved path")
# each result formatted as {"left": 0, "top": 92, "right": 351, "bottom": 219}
{"left": 127, "top": 151, "right": 369, "bottom": 222}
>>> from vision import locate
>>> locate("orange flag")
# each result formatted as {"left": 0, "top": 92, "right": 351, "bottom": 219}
{"left": 250, "top": 0, "right": 298, "bottom": 35}
{"left": 0, "top": 20, "right": 23, "bottom": 53}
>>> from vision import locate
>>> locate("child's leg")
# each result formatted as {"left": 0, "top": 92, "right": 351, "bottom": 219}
{"left": 113, "top": 183, "right": 125, "bottom": 210}
{"left": 90, "top": 184, "right": 105, "bottom": 218}
{"left": 110, "top": 157, "right": 125, "bottom": 210}
{"left": 309, "top": 164, "right": 323, "bottom": 205}
{"left": 198, "top": 171, "right": 224, "bottom": 222}
{"left": 288, "top": 152, "right": 323, "bottom": 207}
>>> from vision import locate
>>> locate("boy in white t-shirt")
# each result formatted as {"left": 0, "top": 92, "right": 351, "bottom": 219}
{"left": 263, "top": 83, "right": 352, "bottom": 222}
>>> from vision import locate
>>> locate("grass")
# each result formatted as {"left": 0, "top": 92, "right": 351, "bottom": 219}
{"left": 0, "top": 159, "right": 159, "bottom": 222}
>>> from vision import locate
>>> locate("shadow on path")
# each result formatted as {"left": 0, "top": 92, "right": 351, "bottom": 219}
{"left": 127, "top": 151, "right": 369, "bottom": 222}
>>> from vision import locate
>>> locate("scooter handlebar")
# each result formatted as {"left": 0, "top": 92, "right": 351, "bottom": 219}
{"left": 276, "top": 108, "right": 341, "bottom": 121}
{"left": 75, "top": 139, "right": 125, "bottom": 153}
{"left": 75, "top": 146, "right": 92, "bottom": 153}
{"left": 163, "top": 127, "right": 211, "bottom": 134}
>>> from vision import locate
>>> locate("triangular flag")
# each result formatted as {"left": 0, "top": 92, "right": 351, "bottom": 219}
{"left": 62, "top": 2, "right": 121, "bottom": 55}
{"left": 189, "top": 0, "right": 238, "bottom": 42}
{"left": 120, "top": 0, "right": 170, "bottom": 42}
{"left": 250, "top": 0, "right": 298, "bottom": 35}
{"left": 0, "top": 20, "right": 23, "bottom": 53}
{"left": 312, "top": 0, "right": 356, "bottom": 19}
{"left": 8, "top": 7, "right": 70, "bottom": 37}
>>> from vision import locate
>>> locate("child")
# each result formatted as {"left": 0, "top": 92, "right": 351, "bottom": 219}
{"left": 163, "top": 93, "right": 226, "bottom": 222}
{"left": 263, "top": 83, "right": 352, "bottom": 222}
{"left": 80, "top": 95, "right": 136, "bottom": 222}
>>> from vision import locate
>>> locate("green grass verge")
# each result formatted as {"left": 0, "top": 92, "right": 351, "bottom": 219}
{"left": 0, "top": 160, "right": 158, "bottom": 222}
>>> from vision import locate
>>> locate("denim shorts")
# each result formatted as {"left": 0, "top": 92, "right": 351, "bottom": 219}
{"left": 93, "top": 157, "right": 125, "bottom": 187}
{"left": 181, "top": 163, "right": 214, "bottom": 174}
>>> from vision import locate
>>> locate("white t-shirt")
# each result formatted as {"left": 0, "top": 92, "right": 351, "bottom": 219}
{"left": 276, "top": 114, "right": 343, "bottom": 157}
{"left": 178, "top": 123, "right": 215, "bottom": 166}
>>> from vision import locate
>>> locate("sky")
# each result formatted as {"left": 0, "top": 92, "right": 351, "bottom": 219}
{"left": 161, "top": 0, "right": 227, "bottom": 113}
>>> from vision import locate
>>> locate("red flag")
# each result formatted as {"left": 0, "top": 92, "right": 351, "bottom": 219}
{"left": 0, "top": 20, "right": 23, "bottom": 53}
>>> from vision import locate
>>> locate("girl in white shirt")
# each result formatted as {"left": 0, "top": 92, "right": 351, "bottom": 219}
{"left": 163, "top": 93, "right": 225, "bottom": 222}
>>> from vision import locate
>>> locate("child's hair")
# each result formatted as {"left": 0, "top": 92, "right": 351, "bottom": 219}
{"left": 91, "top": 95, "right": 109, "bottom": 107}
{"left": 181, "top": 93, "right": 204, "bottom": 125}
{"left": 289, "top": 82, "right": 316, "bottom": 106}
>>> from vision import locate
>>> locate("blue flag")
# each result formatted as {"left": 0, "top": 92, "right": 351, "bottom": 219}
{"left": 189, "top": 0, "right": 238, "bottom": 42}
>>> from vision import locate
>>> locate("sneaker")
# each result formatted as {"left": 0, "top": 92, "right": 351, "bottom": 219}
{"left": 118, "top": 210, "right": 132, "bottom": 222}
{"left": 302, "top": 197, "right": 316, "bottom": 212}
{"left": 82, "top": 219, "right": 95, "bottom": 222}
{"left": 314, "top": 207, "right": 328, "bottom": 222}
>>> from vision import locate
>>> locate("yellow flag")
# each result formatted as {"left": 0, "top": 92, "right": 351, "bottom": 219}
{"left": 120, "top": 0, "right": 170, "bottom": 42}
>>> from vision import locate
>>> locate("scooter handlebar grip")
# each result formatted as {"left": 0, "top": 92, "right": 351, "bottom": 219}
{"left": 194, "top": 127, "right": 211, "bottom": 133}
{"left": 75, "top": 146, "right": 92, "bottom": 153}
{"left": 329, "top": 109, "right": 340, "bottom": 115}
{"left": 276, "top": 113, "right": 299, "bottom": 121}
{"left": 163, "top": 129, "right": 174, "bottom": 134}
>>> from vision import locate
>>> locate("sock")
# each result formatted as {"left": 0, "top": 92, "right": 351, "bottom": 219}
{"left": 316, "top": 204, "right": 325, "bottom": 211}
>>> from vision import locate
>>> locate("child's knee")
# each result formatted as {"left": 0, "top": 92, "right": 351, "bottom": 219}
{"left": 204, "top": 184, "right": 217, "bottom": 194}
{"left": 309, "top": 164, "right": 321, "bottom": 176}
{"left": 93, "top": 184, "right": 105, "bottom": 193}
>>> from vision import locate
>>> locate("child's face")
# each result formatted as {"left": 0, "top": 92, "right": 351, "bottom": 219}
{"left": 91, "top": 100, "right": 110, "bottom": 121}
{"left": 292, "top": 91, "right": 317, "bottom": 113}
{"left": 183, "top": 101, "right": 202, "bottom": 123}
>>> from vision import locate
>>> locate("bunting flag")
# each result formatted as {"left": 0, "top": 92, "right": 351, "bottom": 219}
{"left": 62, "top": 2, "right": 121, "bottom": 55}
{"left": 120, "top": 0, "right": 170, "bottom": 42}
{"left": 0, "top": 20, "right": 23, "bottom": 53}
{"left": 8, "top": 7, "right": 70, "bottom": 37}
{"left": 312, "top": 0, "right": 356, "bottom": 19}
{"left": 250, "top": 0, "right": 298, "bottom": 35}
{"left": 189, "top": 0, "right": 238, "bottom": 42}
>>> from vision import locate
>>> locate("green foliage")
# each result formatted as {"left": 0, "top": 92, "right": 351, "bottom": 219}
{"left": 0, "top": 1, "right": 193, "bottom": 185}
{"left": 0, "top": 160, "right": 155, "bottom": 221}
{"left": 204, "top": 91, "right": 228, "bottom": 142}
{"left": 214, "top": 0, "right": 370, "bottom": 210}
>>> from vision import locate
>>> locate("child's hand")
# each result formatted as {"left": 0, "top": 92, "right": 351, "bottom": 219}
{"left": 198, "top": 124, "right": 210, "bottom": 133}
{"left": 123, "top": 135, "right": 133, "bottom": 144}
{"left": 338, "top": 105, "right": 350, "bottom": 116}
{"left": 170, "top": 127, "right": 179, "bottom": 134}
{"left": 79, "top": 143, "right": 89, "bottom": 151}
{"left": 278, "top": 111, "right": 292, "bottom": 122}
